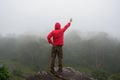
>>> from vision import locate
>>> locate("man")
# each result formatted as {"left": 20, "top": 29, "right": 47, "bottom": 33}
{"left": 47, "top": 18, "right": 72, "bottom": 73}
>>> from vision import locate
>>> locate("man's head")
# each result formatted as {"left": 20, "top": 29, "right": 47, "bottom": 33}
{"left": 55, "top": 22, "right": 61, "bottom": 30}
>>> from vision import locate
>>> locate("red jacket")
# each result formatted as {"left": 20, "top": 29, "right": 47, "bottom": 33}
{"left": 47, "top": 22, "right": 71, "bottom": 46}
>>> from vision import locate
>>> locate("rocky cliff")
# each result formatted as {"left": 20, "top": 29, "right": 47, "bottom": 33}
{"left": 27, "top": 67, "right": 95, "bottom": 80}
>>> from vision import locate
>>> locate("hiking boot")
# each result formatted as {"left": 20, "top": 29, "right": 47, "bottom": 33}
{"left": 58, "top": 68, "right": 62, "bottom": 73}
{"left": 50, "top": 69, "right": 55, "bottom": 74}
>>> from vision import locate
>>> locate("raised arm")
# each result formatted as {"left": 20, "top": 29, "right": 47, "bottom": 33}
{"left": 62, "top": 18, "right": 72, "bottom": 32}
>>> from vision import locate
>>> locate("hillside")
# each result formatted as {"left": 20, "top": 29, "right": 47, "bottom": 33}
{"left": 0, "top": 32, "right": 120, "bottom": 80}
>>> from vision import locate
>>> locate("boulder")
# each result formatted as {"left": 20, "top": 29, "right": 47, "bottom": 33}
{"left": 27, "top": 67, "right": 95, "bottom": 80}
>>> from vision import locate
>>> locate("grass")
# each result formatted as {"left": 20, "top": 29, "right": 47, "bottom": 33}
{"left": 11, "top": 76, "right": 26, "bottom": 80}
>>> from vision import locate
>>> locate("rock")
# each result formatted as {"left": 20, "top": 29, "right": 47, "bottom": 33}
{"left": 26, "top": 67, "right": 94, "bottom": 80}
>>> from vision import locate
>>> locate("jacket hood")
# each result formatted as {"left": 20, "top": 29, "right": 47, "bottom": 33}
{"left": 55, "top": 22, "right": 61, "bottom": 30}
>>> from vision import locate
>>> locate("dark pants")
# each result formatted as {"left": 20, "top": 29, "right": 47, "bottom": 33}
{"left": 50, "top": 46, "right": 63, "bottom": 72}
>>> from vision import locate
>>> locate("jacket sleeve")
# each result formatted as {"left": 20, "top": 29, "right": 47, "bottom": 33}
{"left": 47, "top": 31, "right": 53, "bottom": 44}
{"left": 62, "top": 22, "right": 71, "bottom": 32}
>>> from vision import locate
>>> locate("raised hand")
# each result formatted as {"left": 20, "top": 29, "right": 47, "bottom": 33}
{"left": 69, "top": 18, "right": 72, "bottom": 23}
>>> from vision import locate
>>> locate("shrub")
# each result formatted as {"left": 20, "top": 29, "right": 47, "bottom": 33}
{"left": 108, "top": 73, "right": 120, "bottom": 80}
{"left": 0, "top": 65, "right": 10, "bottom": 80}
{"left": 92, "top": 69, "right": 108, "bottom": 80}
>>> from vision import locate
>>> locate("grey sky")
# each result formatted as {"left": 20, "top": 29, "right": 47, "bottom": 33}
{"left": 0, "top": 0, "right": 120, "bottom": 38}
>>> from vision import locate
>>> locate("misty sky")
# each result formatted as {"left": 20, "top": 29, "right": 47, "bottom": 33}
{"left": 0, "top": 0, "right": 120, "bottom": 38}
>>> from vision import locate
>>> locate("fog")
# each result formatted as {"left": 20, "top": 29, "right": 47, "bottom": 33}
{"left": 0, "top": 0, "right": 120, "bottom": 38}
{"left": 0, "top": 1, "right": 120, "bottom": 79}
{"left": 0, "top": 31, "right": 120, "bottom": 80}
